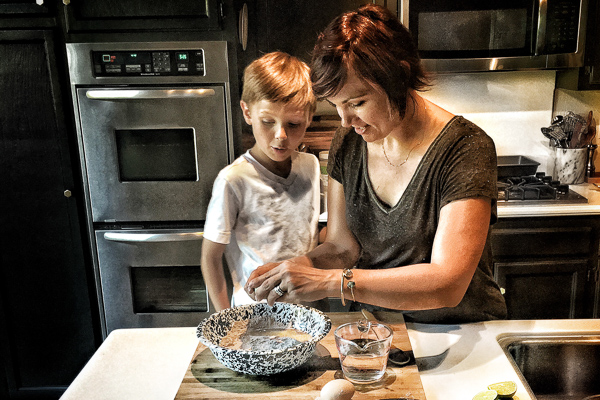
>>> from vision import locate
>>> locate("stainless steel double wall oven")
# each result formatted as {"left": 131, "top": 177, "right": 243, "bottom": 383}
{"left": 67, "top": 41, "right": 234, "bottom": 337}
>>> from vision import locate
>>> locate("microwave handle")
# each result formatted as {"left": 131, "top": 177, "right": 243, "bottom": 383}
{"left": 535, "top": 0, "right": 548, "bottom": 56}
{"left": 85, "top": 88, "right": 216, "bottom": 100}
{"left": 103, "top": 231, "right": 204, "bottom": 243}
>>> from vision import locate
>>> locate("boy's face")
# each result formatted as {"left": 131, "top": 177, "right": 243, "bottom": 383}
{"left": 241, "top": 99, "right": 311, "bottom": 165}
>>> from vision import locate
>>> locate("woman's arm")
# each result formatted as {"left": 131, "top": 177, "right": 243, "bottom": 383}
{"left": 246, "top": 180, "right": 491, "bottom": 311}
{"left": 307, "top": 176, "right": 362, "bottom": 269}
{"left": 245, "top": 178, "right": 361, "bottom": 304}
{"left": 200, "top": 238, "right": 230, "bottom": 311}
{"left": 341, "top": 197, "right": 491, "bottom": 310}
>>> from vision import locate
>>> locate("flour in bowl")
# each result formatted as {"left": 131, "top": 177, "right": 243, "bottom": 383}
{"left": 219, "top": 319, "right": 314, "bottom": 351}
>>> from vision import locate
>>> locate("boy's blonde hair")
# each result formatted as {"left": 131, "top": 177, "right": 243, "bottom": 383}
{"left": 241, "top": 52, "right": 317, "bottom": 115}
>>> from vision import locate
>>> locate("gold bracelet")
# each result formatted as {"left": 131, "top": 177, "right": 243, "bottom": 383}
{"left": 340, "top": 268, "right": 354, "bottom": 306}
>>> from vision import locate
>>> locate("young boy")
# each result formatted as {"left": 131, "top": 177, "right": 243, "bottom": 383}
{"left": 201, "top": 52, "right": 320, "bottom": 311}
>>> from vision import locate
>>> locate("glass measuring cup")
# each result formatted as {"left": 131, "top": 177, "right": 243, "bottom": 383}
{"left": 334, "top": 322, "right": 393, "bottom": 384}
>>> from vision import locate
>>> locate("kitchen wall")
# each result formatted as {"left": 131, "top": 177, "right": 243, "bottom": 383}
{"left": 423, "top": 70, "right": 599, "bottom": 177}
{"left": 315, "top": 70, "right": 599, "bottom": 177}
{"left": 423, "top": 70, "right": 558, "bottom": 174}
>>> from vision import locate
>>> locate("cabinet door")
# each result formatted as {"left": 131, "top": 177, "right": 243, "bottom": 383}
{"left": 62, "top": 0, "right": 222, "bottom": 32}
{"left": 0, "top": 30, "right": 98, "bottom": 398}
{"left": 494, "top": 260, "right": 589, "bottom": 319}
{"left": 0, "top": 0, "right": 50, "bottom": 15}
{"left": 254, "top": 0, "right": 367, "bottom": 62}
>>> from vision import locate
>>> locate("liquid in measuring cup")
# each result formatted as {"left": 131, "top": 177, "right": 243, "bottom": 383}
{"left": 339, "top": 338, "right": 389, "bottom": 383}
{"left": 334, "top": 323, "right": 393, "bottom": 384}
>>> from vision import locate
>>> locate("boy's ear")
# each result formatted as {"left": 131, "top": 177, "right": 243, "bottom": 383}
{"left": 306, "top": 112, "right": 314, "bottom": 127}
{"left": 240, "top": 100, "right": 252, "bottom": 125}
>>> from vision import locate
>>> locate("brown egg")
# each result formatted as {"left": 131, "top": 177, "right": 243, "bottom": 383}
{"left": 319, "top": 379, "right": 355, "bottom": 400}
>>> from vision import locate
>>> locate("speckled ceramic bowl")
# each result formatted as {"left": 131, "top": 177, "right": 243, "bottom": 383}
{"left": 196, "top": 302, "right": 331, "bottom": 375}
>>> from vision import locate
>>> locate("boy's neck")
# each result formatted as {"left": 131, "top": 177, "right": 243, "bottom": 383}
{"left": 249, "top": 146, "right": 293, "bottom": 178}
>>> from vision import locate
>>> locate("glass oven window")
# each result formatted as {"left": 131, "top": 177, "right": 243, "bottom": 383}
{"left": 116, "top": 128, "right": 197, "bottom": 181}
{"left": 130, "top": 266, "right": 208, "bottom": 313}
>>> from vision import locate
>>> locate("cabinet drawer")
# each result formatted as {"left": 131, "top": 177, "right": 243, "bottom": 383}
{"left": 491, "top": 227, "right": 592, "bottom": 257}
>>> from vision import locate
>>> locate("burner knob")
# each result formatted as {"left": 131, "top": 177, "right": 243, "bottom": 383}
{"left": 556, "top": 184, "right": 569, "bottom": 194}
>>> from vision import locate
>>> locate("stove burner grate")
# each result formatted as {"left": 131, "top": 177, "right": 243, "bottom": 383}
{"left": 497, "top": 173, "right": 586, "bottom": 205}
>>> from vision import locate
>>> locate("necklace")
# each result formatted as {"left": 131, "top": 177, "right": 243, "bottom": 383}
{"left": 381, "top": 132, "right": 424, "bottom": 168}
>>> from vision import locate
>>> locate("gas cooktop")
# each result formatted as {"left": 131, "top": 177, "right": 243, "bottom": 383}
{"left": 497, "top": 173, "right": 588, "bottom": 206}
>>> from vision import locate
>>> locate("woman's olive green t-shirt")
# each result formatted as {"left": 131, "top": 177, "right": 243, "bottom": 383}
{"left": 329, "top": 116, "right": 507, "bottom": 324}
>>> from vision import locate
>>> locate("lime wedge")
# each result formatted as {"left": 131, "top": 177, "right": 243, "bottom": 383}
{"left": 473, "top": 390, "right": 499, "bottom": 400}
{"left": 488, "top": 381, "right": 517, "bottom": 398}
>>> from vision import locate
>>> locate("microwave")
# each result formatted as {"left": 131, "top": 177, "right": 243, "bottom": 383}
{"left": 379, "top": 0, "right": 588, "bottom": 73}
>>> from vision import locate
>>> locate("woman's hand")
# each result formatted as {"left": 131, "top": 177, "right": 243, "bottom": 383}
{"left": 244, "top": 255, "right": 337, "bottom": 306}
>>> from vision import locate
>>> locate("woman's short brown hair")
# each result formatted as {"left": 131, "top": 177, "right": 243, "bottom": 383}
{"left": 311, "top": 4, "right": 430, "bottom": 118}
{"left": 241, "top": 51, "right": 317, "bottom": 114}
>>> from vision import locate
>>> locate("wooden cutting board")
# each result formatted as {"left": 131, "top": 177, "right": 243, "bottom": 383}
{"left": 175, "top": 311, "right": 426, "bottom": 400}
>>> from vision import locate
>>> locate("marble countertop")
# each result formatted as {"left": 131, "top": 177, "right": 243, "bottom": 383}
{"left": 59, "top": 318, "right": 600, "bottom": 400}
{"left": 406, "top": 318, "right": 600, "bottom": 400}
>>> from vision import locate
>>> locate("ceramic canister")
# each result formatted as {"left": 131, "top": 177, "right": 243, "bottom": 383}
{"left": 554, "top": 147, "right": 588, "bottom": 184}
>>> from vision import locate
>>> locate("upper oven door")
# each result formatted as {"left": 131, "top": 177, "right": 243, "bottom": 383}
{"left": 77, "top": 86, "right": 230, "bottom": 222}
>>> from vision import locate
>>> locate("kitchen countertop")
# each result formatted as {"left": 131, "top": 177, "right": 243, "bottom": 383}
{"left": 319, "top": 183, "right": 600, "bottom": 222}
{"left": 59, "top": 315, "right": 600, "bottom": 400}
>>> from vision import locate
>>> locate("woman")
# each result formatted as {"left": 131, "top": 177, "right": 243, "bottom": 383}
{"left": 244, "top": 4, "right": 506, "bottom": 323}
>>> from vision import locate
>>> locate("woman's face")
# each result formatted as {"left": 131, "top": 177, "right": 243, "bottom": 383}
{"left": 327, "top": 71, "right": 401, "bottom": 142}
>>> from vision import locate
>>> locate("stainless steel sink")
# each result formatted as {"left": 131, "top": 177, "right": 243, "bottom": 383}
{"left": 498, "top": 334, "right": 600, "bottom": 400}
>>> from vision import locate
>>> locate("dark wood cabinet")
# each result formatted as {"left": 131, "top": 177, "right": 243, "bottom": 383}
{"left": 495, "top": 260, "right": 589, "bottom": 319}
{"left": 0, "top": 0, "right": 51, "bottom": 15}
{"left": 0, "top": 29, "right": 99, "bottom": 399}
{"left": 62, "top": 0, "right": 223, "bottom": 32}
{"left": 248, "top": 0, "right": 367, "bottom": 63}
{"left": 492, "top": 216, "right": 600, "bottom": 319}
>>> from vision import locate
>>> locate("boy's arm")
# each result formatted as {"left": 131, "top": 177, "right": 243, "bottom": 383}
{"left": 201, "top": 237, "right": 230, "bottom": 311}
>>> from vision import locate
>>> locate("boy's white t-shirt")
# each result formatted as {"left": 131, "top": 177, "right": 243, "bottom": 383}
{"left": 203, "top": 150, "right": 320, "bottom": 307}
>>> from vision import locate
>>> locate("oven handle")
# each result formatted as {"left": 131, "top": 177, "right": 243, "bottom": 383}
{"left": 85, "top": 89, "right": 216, "bottom": 100}
{"left": 103, "top": 231, "right": 204, "bottom": 243}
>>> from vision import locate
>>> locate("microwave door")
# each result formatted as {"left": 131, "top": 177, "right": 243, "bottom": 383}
{"left": 404, "top": 0, "right": 586, "bottom": 72}
{"left": 76, "top": 86, "right": 230, "bottom": 223}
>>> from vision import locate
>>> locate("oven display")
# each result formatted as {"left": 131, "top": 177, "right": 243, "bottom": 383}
{"left": 92, "top": 49, "right": 205, "bottom": 76}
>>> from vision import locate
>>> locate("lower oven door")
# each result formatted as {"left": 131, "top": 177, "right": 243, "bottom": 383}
{"left": 95, "top": 228, "right": 210, "bottom": 335}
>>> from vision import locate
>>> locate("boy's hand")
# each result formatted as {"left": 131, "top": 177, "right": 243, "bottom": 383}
{"left": 244, "top": 261, "right": 284, "bottom": 305}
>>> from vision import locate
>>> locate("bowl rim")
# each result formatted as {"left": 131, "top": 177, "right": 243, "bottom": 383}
{"left": 197, "top": 302, "right": 332, "bottom": 356}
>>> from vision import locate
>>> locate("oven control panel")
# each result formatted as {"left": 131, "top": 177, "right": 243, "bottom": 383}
{"left": 92, "top": 49, "right": 205, "bottom": 77}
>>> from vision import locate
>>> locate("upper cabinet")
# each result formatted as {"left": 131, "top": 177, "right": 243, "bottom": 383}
{"left": 0, "top": 0, "right": 51, "bottom": 15}
{"left": 62, "top": 0, "right": 223, "bottom": 32}
{"left": 249, "top": 0, "right": 367, "bottom": 63}
{"left": 556, "top": 0, "right": 600, "bottom": 89}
